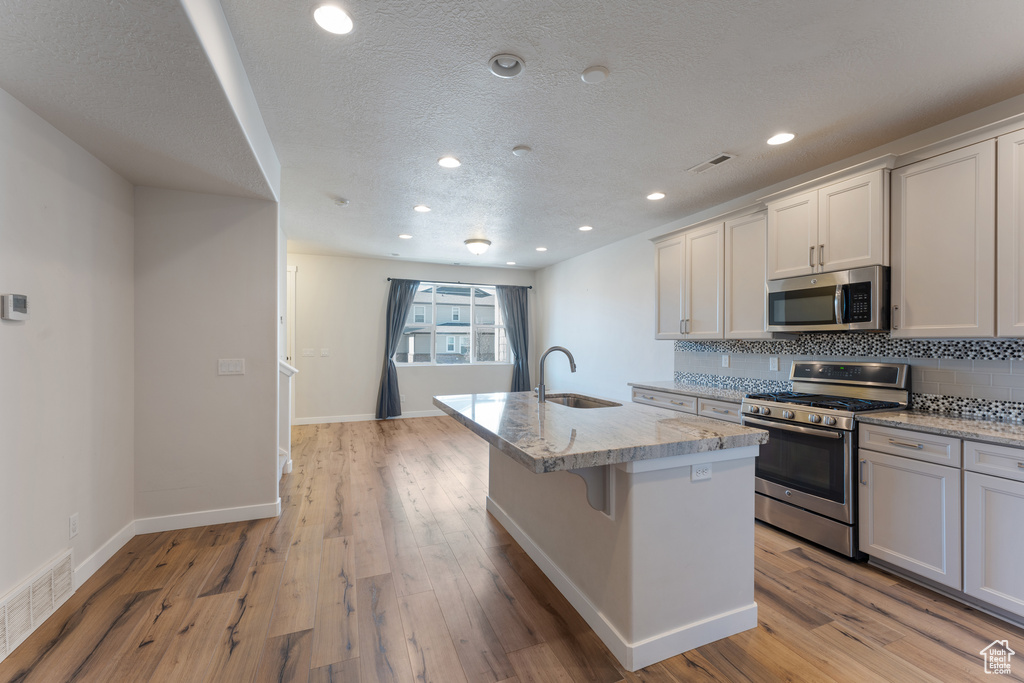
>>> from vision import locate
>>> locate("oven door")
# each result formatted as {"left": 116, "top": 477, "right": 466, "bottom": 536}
{"left": 743, "top": 415, "right": 854, "bottom": 523}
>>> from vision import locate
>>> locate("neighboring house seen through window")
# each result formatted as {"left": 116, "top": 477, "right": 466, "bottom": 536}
{"left": 395, "top": 282, "right": 511, "bottom": 365}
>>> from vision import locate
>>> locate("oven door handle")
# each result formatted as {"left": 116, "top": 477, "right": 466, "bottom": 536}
{"left": 743, "top": 415, "right": 844, "bottom": 439}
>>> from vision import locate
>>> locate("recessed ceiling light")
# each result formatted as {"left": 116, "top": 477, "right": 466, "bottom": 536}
{"left": 438, "top": 156, "right": 461, "bottom": 168}
{"left": 506, "top": 261, "right": 516, "bottom": 265}
{"left": 581, "top": 66, "right": 609, "bottom": 84}
{"left": 647, "top": 192, "right": 666, "bottom": 200}
{"left": 489, "top": 54, "right": 525, "bottom": 78}
{"left": 413, "top": 204, "right": 431, "bottom": 212}
{"left": 465, "top": 239, "right": 491, "bottom": 255}
{"left": 767, "top": 132, "right": 795, "bottom": 145}
{"left": 579, "top": 225, "right": 593, "bottom": 231}
{"left": 399, "top": 234, "right": 412, "bottom": 239}
{"left": 313, "top": 4, "right": 353, "bottom": 34}
{"left": 536, "top": 247, "right": 547, "bottom": 252}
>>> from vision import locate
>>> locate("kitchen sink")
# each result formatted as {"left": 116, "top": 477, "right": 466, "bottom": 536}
{"left": 544, "top": 393, "right": 621, "bottom": 409}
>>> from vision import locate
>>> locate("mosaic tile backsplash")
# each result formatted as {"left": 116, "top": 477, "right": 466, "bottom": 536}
{"left": 674, "top": 332, "right": 1024, "bottom": 422}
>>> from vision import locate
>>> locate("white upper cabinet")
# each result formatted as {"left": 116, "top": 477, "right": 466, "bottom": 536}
{"left": 655, "top": 236, "right": 684, "bottom": 339}
{"left": 653, "top": 223, "right": 724, "bottom": 340}
{"left": 767, "top": 190, "right": 817, "bottom": 279}
{"left": 891, "top": 139, "right": 995, "bottom": 338}
{"left": 998, "top": 128, "right": 1024, "bottom": 337}
{"left": 767, "top": 169, "right": 888, "bottom": 280}
{"left": 725, "top": 211, "right": 770, "bottom": 339}
{"left": 685, "top": 223, "right": 725, "bottom": 339}
{"left": 818, "top": 171, "right": 888, "bottom": 272}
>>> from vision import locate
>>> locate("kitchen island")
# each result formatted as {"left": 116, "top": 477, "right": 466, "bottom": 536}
{"left": 433, "top": 391, "right": 768, "bottom": 671}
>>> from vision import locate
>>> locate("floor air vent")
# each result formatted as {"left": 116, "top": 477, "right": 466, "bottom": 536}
{"left": 687, "top": 153, "right": 736, "bottom": 174}
{"left": 0, "top": 550, "right": 73, "bottom": 664}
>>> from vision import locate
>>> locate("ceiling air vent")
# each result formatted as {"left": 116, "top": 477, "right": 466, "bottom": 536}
{"left": 687, "top": 153, "right": 736, "bottom": 174}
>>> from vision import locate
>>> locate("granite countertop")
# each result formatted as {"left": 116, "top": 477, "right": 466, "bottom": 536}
{"left": 433, "top": 391, "right": 768, "bottom": 474}
{"left": 858, "top": 410, "right": 1024, "bottom": 448}
{"left": 628, "top": 381, "right": 747, "bottom": 403}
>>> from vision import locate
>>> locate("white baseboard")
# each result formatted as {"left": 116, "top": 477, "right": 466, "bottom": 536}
{"left": 74, "top": 519, "right": 136, "bottom": 590}
{"left": 487, "top": 497, "right": 757, "bottom": 671}
{"left": 134, "top": 499, "right": 281, "bottom": 535}
{"left": 293, "top": 409, "right": 443, "bottom": 425}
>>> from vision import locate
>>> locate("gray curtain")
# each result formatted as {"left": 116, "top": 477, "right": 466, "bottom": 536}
{"left": 496, "top": 285, "right": 530, "bottom": 392}
{"left": 375, "top": 279, "right": 420, "bottom": 419}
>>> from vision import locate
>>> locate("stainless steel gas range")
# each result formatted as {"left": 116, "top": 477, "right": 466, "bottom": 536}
{"left": 741, "top": 361, "right": 910, "bottom": 557}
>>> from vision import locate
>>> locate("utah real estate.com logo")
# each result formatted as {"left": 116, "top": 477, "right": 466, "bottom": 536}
{"left": 981, "top": 640, "right": 1015, "bottom": 675}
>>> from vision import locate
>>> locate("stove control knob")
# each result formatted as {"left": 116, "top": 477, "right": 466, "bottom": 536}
{"left": 748, "top": 405, "right": 761, "bottom": 414}
{"left": 782, "top": 410, "right": 794, "bottom": 419}
{"left": 808, "top": 414, "right": 822, "bottom": 424}
{"left": 824, "top": 416, "right": 837, "bottom": 426}
{"left": 760, "top": 407, "right": 771, "bottom": 416}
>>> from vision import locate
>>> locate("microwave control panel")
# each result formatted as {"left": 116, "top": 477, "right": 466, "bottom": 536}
{"left": 847, "top": 282, "right": 872, "bottom": 322}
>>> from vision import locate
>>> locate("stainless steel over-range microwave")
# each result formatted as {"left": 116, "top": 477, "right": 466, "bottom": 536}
{"left": 766, "top": 266, "right": 889, "bottom": 332}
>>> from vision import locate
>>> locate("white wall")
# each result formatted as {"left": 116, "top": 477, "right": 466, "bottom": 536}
{"left": 0, "top": 88, "right": 135, "bottom": 597}
{"left": 134, "top": 188, "right": 279, "bottom": 522}
{"left": 287, "top": 253, "right": 536, "bottom": 421}
{"left": 534, "top": 231, "right": 675, "bottom": 402}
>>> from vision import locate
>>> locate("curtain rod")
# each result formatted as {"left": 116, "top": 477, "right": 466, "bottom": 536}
{"left": 387, "top": 277, "right": 532, "bottom": 289}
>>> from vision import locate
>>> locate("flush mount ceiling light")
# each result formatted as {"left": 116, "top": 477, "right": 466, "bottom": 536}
{"left": 579, "top": 225, "right": 593, "bottom": 231}
{"left": 506, "top": 261, "right": 516, "bottom": 265}
{"left": 313, "top": 4, "right": 353, "bottom": 34}
{"left": 647, "top": 192, "right": 666, "bottom": 200}
{"left": 535, "top": 246, "right": 547, "bottom": 252}
{"left": 398, "top": 234, "right": 413, "bottom": 239}
{"left": 767, "top": 132, "right": 796, "bottom": 145}
{"left": 413, "top": 204, "right": 431, "bottom": 212}
{"left": 489, "top": 53, "right": 525, "bottom": 78}
{"left": 438, "top": 156, "right": 461, "bottom": 168}
{"left": 465, "top": 238, "right": 491, "bottom": 255}
{"left": 581, "top": 65, "right": 609, "bottom": 84}
{"left": 512, "top": 145, "right": 532, "bottom": 156}
{"left": 333, "top": 197, "right": 350, "bottom": 207}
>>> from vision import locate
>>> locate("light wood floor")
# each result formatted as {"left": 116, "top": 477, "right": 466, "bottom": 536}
{"left": 3, "top": 416, "right": 1023, "bottom": 682}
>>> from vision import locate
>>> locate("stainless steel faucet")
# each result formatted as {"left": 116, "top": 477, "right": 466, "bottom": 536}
{"left": 537, "top": 346, "right": 576, "bottom": 402}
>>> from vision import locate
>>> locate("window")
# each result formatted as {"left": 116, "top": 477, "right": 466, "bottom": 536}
{"left": 396, "top": 282, "right": 511, "bottom": 365}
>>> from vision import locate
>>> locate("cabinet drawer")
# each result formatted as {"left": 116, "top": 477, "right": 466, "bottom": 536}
{"left": 631, "top": 388, "right": 697, "bottom": 414}
{"left": 858, "top": 423, "right": 960, "bottom": 467}
{"left": 697, "top": 398, "right": 742, "bottom": 423}
{"left": 964, "top": 440, "right": 1024, "bottom": 483}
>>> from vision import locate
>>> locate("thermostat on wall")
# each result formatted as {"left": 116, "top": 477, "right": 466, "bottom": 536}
{"left": 1, "top": 294, "right": 28, "bottom": 321}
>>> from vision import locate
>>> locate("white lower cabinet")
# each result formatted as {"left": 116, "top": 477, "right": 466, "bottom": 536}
{"left": 964, "top": 440, "right": 1024, "bottom": 619}
{"left": 858, "top": 448, "right": 961, "bottom": 589}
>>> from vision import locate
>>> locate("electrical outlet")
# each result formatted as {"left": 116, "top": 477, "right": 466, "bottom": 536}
{"left": 69, "top": 513, "right": 79, "bottom": 539}
{"left": 769, "top": 356, "right": 780, "bottom": 372}
{"left": 721, "top": 354, "right": 730, "bottom": 368}
{"left": 320, "top": 348, "right": 330, "bottom": 357}
{"left": 401, "top": 394, "right": 407, "bottom": 402}
{"left": 691, "top": 464, "right": 712, "bottom": 481}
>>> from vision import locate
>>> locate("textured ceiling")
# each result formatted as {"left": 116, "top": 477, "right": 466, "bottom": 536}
{"left": 218, "top": 0, "right": 1024, "bottom": 267}
{"left": 0, "top": 0, "right": 273, "bottom": 200}
{"left": 5, "top": 1, "right": 1024, "bottom": 269}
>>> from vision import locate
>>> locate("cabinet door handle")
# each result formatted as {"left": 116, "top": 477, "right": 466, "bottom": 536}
{"left": 709, "top": 407, "right": 731, "bottom": 415}
{"left": 888, "top": 437, "right": 923, "bottom": 450}
{"left": 670, "top": 400, "right": 689, "bottom": 407}
{"left": 859, "top": 460, "right": 867, "bottom": 485}
{"left": 809, "top": 245, "right": 815, "bottom": 267}
{"left": 819, "top": 243, "right": 825, "bottom": 266}
{"left": 892, "top": 304, "right": 899, "bottom": 330}
{"left": 641, "top": 394, "right": 655, "bottom": 400}
{"left": 679, "top": 319, "right": 685, "bottom": 335}
{"left": 1017, "top": 462, "right": 1024, "bottom": 469}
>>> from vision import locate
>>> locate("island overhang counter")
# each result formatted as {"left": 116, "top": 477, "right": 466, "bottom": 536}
{"left": 433, "top": 391, "right": 768, "bottom": 671}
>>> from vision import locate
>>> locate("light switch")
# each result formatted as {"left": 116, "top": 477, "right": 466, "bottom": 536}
{"left": 302, "top": 348, "right": 315, "bottom": 357}
{"left": 320, "top": 348, "right": 330, "bottom": 357}
{"left": 218, "top": 359, "right": 245, "bottom": 375}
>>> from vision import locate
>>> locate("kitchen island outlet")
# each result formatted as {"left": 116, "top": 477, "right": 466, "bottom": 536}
{"left": 433, "top": 390, "right": 768, "bottom": 671}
